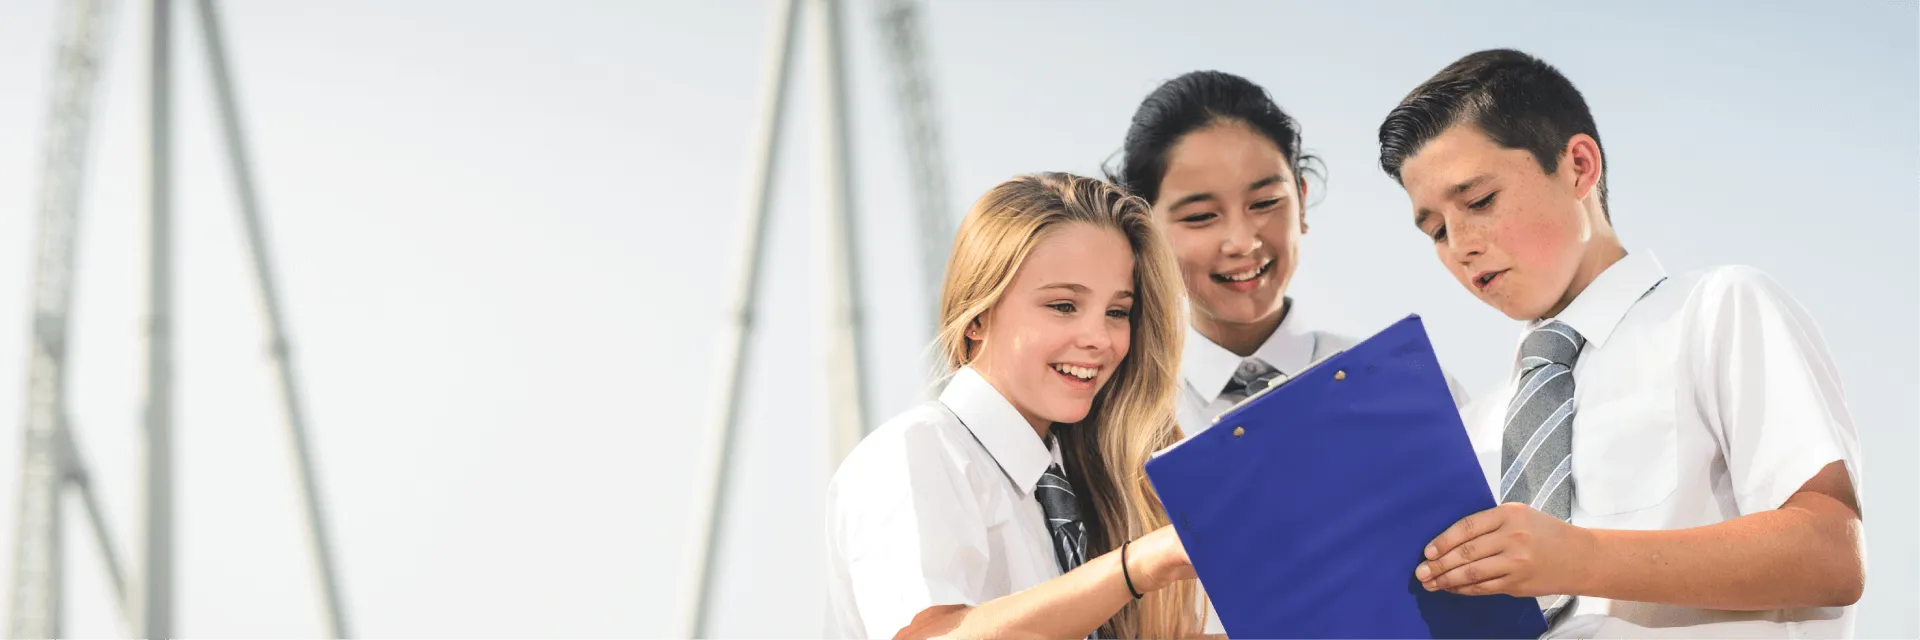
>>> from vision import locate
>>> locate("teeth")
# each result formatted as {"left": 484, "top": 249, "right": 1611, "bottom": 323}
{"left": 1220, "top": 260, "right": 1268, "bottom": 282}
{"left": 1052, "top": 364, "right": 1097, "bottom": 380}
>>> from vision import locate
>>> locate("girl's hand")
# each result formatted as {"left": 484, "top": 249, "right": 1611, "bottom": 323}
{"left": 1128, "top": 524, "right": 1197, "bottom": 593}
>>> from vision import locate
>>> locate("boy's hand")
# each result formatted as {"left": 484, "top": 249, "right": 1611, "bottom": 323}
{"left": 1413, "top": 502, "right": 1597, "bottom": 597}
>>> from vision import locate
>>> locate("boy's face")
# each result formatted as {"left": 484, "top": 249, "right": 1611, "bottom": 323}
{"left": 1400, "top": 124, "right": 1597, "bottom": 321}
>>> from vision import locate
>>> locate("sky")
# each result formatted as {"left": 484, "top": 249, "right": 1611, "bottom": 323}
{"left": 0, "top": 1, "right": 1913, "bottom": 637}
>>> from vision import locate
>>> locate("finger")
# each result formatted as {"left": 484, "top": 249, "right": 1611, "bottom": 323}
{"left": 1424, "top": 556, "right": 1515, "bottom": 592}
{"left": 1424, "top": 505, "right": 1507, "bottom": 560}
{"left": 1414, "top": 530, "right": 1503, "bottom": 583}
{"left": 1447, "top": 576, "right": 1516, "bottom": 597}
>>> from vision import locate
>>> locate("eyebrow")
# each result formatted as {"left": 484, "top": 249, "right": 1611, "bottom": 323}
{"left": 1167, "top": 191, "right": 1215, "bottom": 210}
{"left": 1164, "top": 174, "right": 1287, "bottom": 211}
{"left": 1414, "top": 174, "right": 1493, "bottom": 230}
{"left": 1038, "top": 283, "right": 1089, "bottom": 294}
{"left": 1450, "top": 174, "right": 1492, "bottom": 196}
{"left": 1247, "top": 174, "right": 1285, "bottom": 192}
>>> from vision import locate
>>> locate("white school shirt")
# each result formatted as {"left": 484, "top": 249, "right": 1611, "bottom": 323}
{"left": 824, "top": 366, "right": 1068, "bottom": 639}
{"left": 1177, "top": 297, "right": 1472, "bottom": 437}
{"left": 1458, "top": 251, "right": 1864, "bottom": 639}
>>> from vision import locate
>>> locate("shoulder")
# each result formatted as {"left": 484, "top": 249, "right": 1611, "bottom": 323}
{"left": 1664, "top": 265, "right": 1823, "bottom": 336}
{"left": 1672, "top": 265, "right": 1800, "bottom": 310}
{"left": 831, "top": 401, "right": 977, "bottom": 494}
{"left": 1310, "top": 329, "right": 1362, "bottom": 356}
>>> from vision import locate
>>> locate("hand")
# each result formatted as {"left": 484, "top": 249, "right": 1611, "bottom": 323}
{"left": 1128, "top": 524, "right": 1197, "bottom": 593}
{"left": 1413, "top": 502, "right": 1596, "bottom": 597}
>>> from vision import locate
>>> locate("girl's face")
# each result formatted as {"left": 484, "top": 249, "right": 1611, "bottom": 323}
{"left": 969, "top": 222, "right": 1136, "bottom": 433}
{"left": 1152, "top": 122, "right": 1306, "bottom": 331}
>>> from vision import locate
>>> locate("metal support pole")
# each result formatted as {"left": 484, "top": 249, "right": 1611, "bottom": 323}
{"left": 681, "top": 0, "right": 801, "bottom": 636}
{"left": 58, "top": 425, "right": 130, "bottom": 635}
{"left": 809, "top": 0, "right": 870, "bottom": 466}
{"left": 138, "top": 1, "right": 177, "bottom": 638}
{"left": 192, "top": 1, "right": 351, "bottom": 636}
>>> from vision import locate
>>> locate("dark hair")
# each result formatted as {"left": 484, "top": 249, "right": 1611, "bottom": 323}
{"left": 1110, "top": 70, "right": 1322, "bottom": 205}
{"left": 1377, "top": 49, "right": 1609, "bottom": 217}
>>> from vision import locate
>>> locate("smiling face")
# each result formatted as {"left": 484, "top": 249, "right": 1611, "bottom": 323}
{"left": 1400, "top": 123, "right": 1615, "bottom": 321}
{"left": 968, "top": 222, "right": 1137, "bottom": 431}
{"left": 1152, "top": 121, "right": 1306, "bottom": 336}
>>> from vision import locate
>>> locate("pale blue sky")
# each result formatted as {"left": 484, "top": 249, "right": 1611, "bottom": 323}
{"left": 0, "top": 1, "right": 1913, "bottom": 637}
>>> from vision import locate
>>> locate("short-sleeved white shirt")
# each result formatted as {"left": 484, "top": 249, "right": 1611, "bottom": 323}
{"left": 1459, "top": 251, "right": 1864, "bottom": 638}
{"left": 824, "top": 366, "right": 1067, "bottom": 639}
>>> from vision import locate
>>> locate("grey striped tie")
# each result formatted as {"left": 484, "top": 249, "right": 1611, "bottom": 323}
{"left": 1035, "top": 464, "right": 1087, "bottom": 574}
{"left": 1219, "top": 357, "right": 1284, "bottom": 405}
{"left": 1036, "top": 464, "right": 1096, "bottom": 639}
{"left": 1499, "top": 320, "right": 1585, "bottom": 621}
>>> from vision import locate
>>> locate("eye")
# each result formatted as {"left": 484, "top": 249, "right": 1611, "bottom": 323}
{"left": 1252, "top": 198, "right": 1283, "bottom": 211}
{"left": 1106, "top": 307, "right": 1131, "bottom": 320}
{"left": 1429, "top": 223, "right": 1448, "bottom": 243}
{"left": 1178, "top": 212, "right": 1218, "bottom": 224}
{"left": 1048, "top": 302, "right": 1076, "bottom": 314}
{"left": 1467, "top": 192, "right": 1496, "bottom": 211}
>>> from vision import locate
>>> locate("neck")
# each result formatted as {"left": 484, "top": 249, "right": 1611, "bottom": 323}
{"left": 1193, "top": 297, "right": 1290, "bottom": 357}
{"left": 1026, "top": 418, "right": 1051, "bottom": 442}
{"left": 974, "top": 365, "right": 1054, "bottom": 442}
{"left": 1544, "top": 231, "right": 1627, "bottom": 320}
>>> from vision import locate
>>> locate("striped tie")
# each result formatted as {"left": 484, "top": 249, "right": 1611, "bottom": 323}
{"left": 1035, "top": 463, "right": 1087, "bottom": 574}
{"left": 1498, "top": 320, "right": 1585, "bottom": 622}
{"left": 1035, "top": 463, "right": 1095, "bottom": 639}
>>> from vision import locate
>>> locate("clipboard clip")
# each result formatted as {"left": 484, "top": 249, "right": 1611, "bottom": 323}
{"left": 1212, "top": 349, "right": 1347, "bottom": 426}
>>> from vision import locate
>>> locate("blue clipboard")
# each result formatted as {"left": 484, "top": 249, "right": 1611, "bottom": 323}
{"left": 1145, "top": 315, "right": 1547, "bottom": 639}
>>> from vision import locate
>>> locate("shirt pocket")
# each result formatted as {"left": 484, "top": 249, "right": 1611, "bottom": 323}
{"left": 1572, "top": 389, "right": 1679, "bottom": 516}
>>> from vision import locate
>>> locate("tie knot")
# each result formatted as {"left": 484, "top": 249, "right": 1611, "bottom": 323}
{"left": 1520, "top": 320, "right": 1586, "bottom": 371}
{"left": 1233, "top": 357, "right": 1282, "bottom": 386}
{"left": 1034, "top": 464, "right": 1080, "bottom": 527}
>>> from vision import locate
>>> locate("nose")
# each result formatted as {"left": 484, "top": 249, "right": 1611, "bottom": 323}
{"left": 1075, "top": 313, "right": 1113, "bottom": 353}
{"left": 1443, "top": 219, "right": 1484, "bottom": 267}
{"left": 1222, "top": 210, "right": 1264, "bottom": 257}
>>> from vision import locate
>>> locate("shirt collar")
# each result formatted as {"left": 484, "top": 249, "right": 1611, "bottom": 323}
{"left": 939, "top": 365, "right": 1054, "bottom": 496}
{"left": 1181, "top": 297, "right": 1318, "bottom": 403}
{"left": 1516, "top": 250, "right": 1669, "bottom": 364}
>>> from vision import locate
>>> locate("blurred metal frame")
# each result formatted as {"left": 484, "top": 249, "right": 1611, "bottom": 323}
{"left": 681, "top": 0, "right": 955, "bottom": 636}
{"left": 4, "top": 1, "right": 350, "bottom": 637}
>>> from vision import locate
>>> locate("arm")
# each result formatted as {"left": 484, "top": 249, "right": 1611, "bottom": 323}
{"left": 894, "top": 525, "right": 1194, "bottom": 640}
{"left": 1414, "top": 460, "right": 1863, "bottom": 610}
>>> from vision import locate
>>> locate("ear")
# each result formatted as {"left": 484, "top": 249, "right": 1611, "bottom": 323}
{"left": 1565, "top": 133, "right": 1604, "bottom": 202}
{"left": 1297, "top": 178, "right": 1311, "bottom": 234}
{"left": 966, "top": 316, "right": 987, "bottom": 341}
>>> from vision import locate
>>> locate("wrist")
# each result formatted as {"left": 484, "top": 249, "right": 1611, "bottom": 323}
{"left": 1566, "top": 525, "right": 1606, "bottom": 596}
{"left": 1124, "top": 538, "right": 1163, "bottom": 594}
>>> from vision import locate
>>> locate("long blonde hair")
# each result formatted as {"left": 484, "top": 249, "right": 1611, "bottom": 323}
{"left": 936, "top": 173, "right": 1199, "bottom": 638}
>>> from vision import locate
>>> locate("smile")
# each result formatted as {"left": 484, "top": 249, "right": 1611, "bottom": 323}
{"left": 1212, "top": 258, "right": 1273, "bottom": 284}
{"left": 1051, "top": 363, "right": 1098, "bottom": 381}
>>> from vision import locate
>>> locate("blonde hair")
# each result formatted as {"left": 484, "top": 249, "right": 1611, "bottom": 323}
{"left": 936, "top": 172, "right": 1200, "bottom": 638}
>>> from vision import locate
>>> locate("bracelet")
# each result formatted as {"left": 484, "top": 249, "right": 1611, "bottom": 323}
{"left": 1120, "top": 539, "right": 1144, "bottom": 600}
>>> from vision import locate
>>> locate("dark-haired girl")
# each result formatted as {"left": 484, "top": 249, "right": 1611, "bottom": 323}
{"left": 1113, "top": 70, "right": 1469, "bottom": 440}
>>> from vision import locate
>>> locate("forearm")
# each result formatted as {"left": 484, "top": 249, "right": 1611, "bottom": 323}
{"left": 1578, "top": 492, "right": 1864, "bottom": 610}
{"left": 896, "top": 546, "right": 1142, "bottom": 640}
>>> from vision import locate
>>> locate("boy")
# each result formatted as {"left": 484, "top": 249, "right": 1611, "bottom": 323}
{"left": 1376, "top": 49, "right": 1865, "bottom": 638}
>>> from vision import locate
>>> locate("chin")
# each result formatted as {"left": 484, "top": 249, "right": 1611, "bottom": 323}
{"left": 1047, "top": 403, "right": 1093, "bottom": 426}
{"left": 1492, "top": 298, "right": 1551, "bottom": 322}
